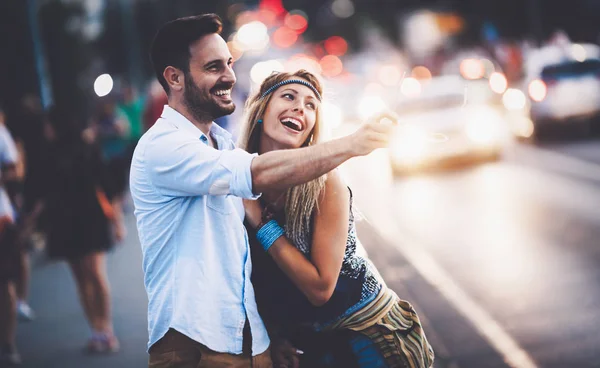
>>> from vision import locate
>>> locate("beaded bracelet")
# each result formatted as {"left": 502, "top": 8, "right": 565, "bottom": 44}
{"left": 256, "top": 219, "right": 285, "bottom": 252}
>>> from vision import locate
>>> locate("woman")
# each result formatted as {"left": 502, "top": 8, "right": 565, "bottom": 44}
{"left": 240, "top": 70, "right": 435, "bottom": 368}
{"left": 38, "top": 106, "right": 121, "bottom": 353}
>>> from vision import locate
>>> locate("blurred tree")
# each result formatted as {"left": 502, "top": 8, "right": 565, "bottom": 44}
{"left": 39, "top": 0, "right": 94, "bottom": 120}
{"left": 0, "top": 1, "right": 38, "bottom": 117}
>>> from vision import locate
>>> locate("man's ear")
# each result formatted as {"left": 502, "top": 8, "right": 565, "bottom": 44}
{"left": 163, "top": 66, "right": 184, "bottom": 93}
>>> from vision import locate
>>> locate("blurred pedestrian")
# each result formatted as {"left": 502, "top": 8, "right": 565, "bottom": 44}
{"left": 0, "top": 104, "right": 23, "bottom": 366}
{"left": 240, "top": 70, "right": 435, "bottom": 368}
{"left": 131, "top": 14, "right": 394, "bottom": 368}
{"left": 5, "top": 95, "right": 46, "bottom": 324}
{"left": 142, "top": 80, "right": 168, "bottom": 132}
{"left": 90, "top": 97, "right": 128, "bottom": 239}
{"left": 117, "top": 82, "right": 145, "bottom": 152}
{"left": 39, "top": 105, "right": 121, "bottom": 353}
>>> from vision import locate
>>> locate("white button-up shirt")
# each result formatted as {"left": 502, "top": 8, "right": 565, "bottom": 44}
{"left": 130, "top": 105, "right": 269, "bottom": 355}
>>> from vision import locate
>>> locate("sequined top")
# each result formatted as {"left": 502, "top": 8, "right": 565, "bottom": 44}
{"left": 250, "top": 187, "right": 383, "bottom": 330}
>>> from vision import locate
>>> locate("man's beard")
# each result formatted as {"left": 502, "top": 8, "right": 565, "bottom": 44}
{"left": 183, "top": 72, "right": 235, "bottom": 122}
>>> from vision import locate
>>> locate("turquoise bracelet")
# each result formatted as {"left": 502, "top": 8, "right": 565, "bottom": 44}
{"left": 256, "top": 220, "right": 285, "bottom": 252}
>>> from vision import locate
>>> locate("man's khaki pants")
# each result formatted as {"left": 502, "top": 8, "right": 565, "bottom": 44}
{"left": 148, "top": 329, "right": 272, "bottom": 368}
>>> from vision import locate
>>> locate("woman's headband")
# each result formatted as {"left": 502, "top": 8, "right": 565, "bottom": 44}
{"left": 260, "top": 79, "right": 322, "bottom": 101}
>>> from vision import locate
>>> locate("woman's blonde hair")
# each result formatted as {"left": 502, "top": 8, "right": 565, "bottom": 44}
{"left": 238, "top": 70, "right": 326, "bottom": 247}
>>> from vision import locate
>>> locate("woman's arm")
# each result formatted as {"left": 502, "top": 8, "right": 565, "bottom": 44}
{"left": 247, "top": 171, "right": 350, "bottom": 306}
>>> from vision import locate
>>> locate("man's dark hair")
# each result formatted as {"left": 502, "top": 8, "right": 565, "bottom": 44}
{"left": 150, "top": 14, "right": 223, "bottom": 95}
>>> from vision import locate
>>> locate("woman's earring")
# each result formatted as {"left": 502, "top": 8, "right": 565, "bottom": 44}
{"left": 257, "top": 119, "right": 263, "bottom": 124}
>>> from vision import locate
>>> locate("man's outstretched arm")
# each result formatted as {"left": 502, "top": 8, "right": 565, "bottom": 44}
{"left": 251, "top": 114, "right": 395, "bottom": 193}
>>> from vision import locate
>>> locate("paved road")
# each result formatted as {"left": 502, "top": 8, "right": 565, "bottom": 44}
{"left": 339, "top": 134, "right": 600, "bottom": 368}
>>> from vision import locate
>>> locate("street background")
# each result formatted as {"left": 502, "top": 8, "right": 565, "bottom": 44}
{"left": 2, "top": 0, "right": 600, "bottom": 367}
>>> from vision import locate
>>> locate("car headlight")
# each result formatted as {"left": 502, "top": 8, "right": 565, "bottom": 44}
{"left": 502, "top": 88, "right": 527, "bottom": 110}
{"left": 465, "top": 107, "right": 503, "bottom": 144}
{"left": 390, "top": 124, "right": 429, "bottom": 163}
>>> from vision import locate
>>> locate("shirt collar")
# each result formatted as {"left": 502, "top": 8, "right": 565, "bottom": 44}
{"left": 160, "top": 105, "right": 232, "bottom": 141}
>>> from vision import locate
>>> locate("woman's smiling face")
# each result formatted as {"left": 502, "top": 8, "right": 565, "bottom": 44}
{"left": 259, "top": 78, "right": 320, "bottom": 151}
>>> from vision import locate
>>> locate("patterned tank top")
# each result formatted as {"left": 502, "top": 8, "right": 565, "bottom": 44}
{"left": 250, "top": 187, "right": 383, "bottom": 329}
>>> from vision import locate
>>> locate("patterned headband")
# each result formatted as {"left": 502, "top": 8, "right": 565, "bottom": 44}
{"left": 260, "top": 79, "right": 322, "bottom": 101}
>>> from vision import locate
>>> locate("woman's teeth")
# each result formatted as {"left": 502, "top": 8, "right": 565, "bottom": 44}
{"left": 281, "top": 118, "right": 302, "bottom": 131}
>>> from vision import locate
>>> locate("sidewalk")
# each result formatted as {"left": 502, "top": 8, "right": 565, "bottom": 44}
{"left": 16, "top": 212, "right": 148, "bottom": 368}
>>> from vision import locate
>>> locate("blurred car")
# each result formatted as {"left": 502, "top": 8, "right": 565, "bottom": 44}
{"left": 526, "top": 58, "right": 600, "bottom": 136}
{"left": 389, "top": 75, "right": 510, "bottom": 174}
{"left": 524, "top": 43, "right": 600, "bottom": 138}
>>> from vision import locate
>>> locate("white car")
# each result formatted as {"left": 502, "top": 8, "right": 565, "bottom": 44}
{"left": 524, "top": 44, "right": 600, "bottom": 137}
{"left": 389, "top": 76, "right": 509, "bottom": 174}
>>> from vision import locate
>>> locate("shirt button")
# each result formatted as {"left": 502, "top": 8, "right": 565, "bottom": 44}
{"left": 200, "top": 136, "right": 208, "bottom": 142}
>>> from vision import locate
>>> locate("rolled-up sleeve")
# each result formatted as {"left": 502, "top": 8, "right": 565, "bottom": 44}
{"left": 220, "top": 149, "right": 259, "bottom": 199}
{"left": 146, "top": 132, "right": 259, "bottom": 199}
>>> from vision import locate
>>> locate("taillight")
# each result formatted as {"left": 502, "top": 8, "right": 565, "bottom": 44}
{"left": 528, "top": 79, "right": 547, "bottom": 102}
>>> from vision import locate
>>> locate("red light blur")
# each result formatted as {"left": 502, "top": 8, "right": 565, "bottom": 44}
{"left": 273, "top": 27, "right": 298, "bottom": 48}
{"left": 259, "top": 0, "right": 285, "bottom": 15}
{"left": 324, "top": 36, "right": 348, "bottom": 56}
{"left": 284, "top": 14, "right": 308, "bottom": 34}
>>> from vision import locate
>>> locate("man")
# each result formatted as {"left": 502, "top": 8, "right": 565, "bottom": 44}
{"left": 130, "top": 14, "right": 394, "bottom": 368}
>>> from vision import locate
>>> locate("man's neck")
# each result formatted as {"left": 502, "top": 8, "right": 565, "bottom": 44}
{"left": 168, "top": 99, "right": 212, "bottom": 136}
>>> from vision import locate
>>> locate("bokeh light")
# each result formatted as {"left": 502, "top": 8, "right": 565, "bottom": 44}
{"left": 250, "top": 60, "right": 285, "bottom": 85}
{"left": 411, "top": 66, "right": 432, "bottom": 81}
{"left": 512, "top": 116, "right": 535, "bottom": 138}
{"left": 331, "top": 0, "right": 355, "bottom": 18}
{"left": 401, "top": 77, "right": 422, "bottom": 97}
{"left": 272, "top": 27, "right": 298, "bottom": 48}
{"left": 284, "top": 11, "right": 308, "bottom": 34}
{"left": 460, "top": 58, "right": 485, "bottom": 80}
{"left": 489, "top": 72, "right": 508, "bottom": 94}
{"left": 236, "top": 21, "right": 269, "bottom": 51}
{"left": 259, "top": 0, "right": 285, "bottom": 15}
{"left": 378, "top": 65, "right": 403, "bottom": 86}
{"left": 528, "top": 79, "right": 547, "bottom": 102}
{"left": 286, "top": 54, "right": 322, "bottom": 75}
{"left": 94, "top": 74, "right": 113, "bottom": 97}
{"left": 502, "top": 88, "right": 527, "bottom": 110}
{"left": 320, "top": 55, "right": 343, "bottom": 78}
{"left": 324, "top": 36, "right": 348, "bottom": 56}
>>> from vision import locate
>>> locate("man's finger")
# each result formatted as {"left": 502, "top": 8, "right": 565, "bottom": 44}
{"left": 370, "top": 111, "right": 400, "bottom": 125}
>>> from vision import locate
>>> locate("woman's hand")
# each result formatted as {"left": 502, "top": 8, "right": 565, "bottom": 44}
{"left": 243, "top": 199, "right": 264, "bottom": 229}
